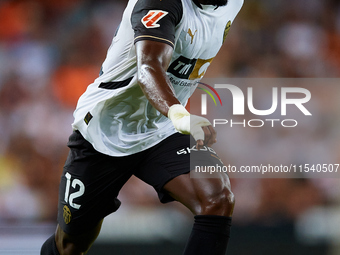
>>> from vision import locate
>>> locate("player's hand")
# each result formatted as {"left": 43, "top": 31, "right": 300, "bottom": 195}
{"left": 198, "top": 125, "right": 217, "bottom": 149}
{"left": 168, "top": 104, "right": 217, "bottom": 149}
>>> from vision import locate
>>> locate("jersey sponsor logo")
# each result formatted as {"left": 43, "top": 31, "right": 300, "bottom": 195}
{"left": 167, "top": 56, "right": 214, "bottom": 80}
{"left": 187, "top": 28, "right": 197, "bottom": 44}
{"left": 168, "top": 56, "right": 196, "bottom": 79}
{"left": 141, "top": 10, "right": 168, "bottom": 28}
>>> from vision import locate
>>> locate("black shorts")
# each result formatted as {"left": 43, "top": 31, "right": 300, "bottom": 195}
{"left": 58, "top": 131, "right": 224, "bottom": 235}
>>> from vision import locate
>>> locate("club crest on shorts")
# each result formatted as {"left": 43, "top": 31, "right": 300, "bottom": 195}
{"left": 141, "top": 10, "right": 168, "bottom": 28}
{"left": 63, "top": 205, "right": 72, "bottom": 224}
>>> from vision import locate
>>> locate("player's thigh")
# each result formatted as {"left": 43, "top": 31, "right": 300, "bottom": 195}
{"left": 134, "top": 133, "right": 232, "bottom": 212}
{"left": 133, "top": 133, "right": 192, "bottom": 204}
{"left": 163, "top": 171, "right": 234, "bottom": 216}
{"left": 58, "top": 131, "right": 135, "bottom": 236}
{"left": 166, "top": 145, "right": 235, "bottom": 216}
{"left": 163, "top": 145, "right": 232, "bottom": 204}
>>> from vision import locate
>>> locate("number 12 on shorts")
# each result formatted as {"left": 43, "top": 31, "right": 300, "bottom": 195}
{"left": 64, "top": 172, "right": 85, "bottom": 209}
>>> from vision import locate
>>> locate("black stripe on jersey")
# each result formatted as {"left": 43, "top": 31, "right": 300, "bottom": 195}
{"left": 131, "top": 0, "right": 183, "bottom": 48}
{"left": 99, "top": 77, "right": 133, "bottom": 90}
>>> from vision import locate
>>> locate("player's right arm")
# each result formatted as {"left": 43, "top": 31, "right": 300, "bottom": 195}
{"left": 132, "top": 0, "right": 216, "bottom": 149}
{"left": 135, "top": 40, "right": 179, "bottom": 117}
{"left": 135, "top": 40, "right": 216, "bottom": 149}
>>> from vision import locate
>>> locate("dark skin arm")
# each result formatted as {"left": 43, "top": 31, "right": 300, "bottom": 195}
{"left": 135, "top": 40, "right": 179, "bottom": 116}
{"left": 135, "top": 40, "right": 216, "bottom": 149}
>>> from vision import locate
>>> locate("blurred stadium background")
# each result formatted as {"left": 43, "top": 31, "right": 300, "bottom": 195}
{"left": 0, "top": 0, "right": 340, "bottom": 254}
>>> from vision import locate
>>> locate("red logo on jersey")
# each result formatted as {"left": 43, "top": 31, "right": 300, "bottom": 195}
{"left": 141, "top": 10, "right": 168, "bottom": 28}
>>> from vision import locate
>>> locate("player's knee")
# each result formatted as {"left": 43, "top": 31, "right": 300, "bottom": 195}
{"left": 56, "top": 238, "right": 90, "bottom": 255}
{"left": 199, "top": 186, "right": 235, "bottom": 217}
{"left": 56, "top": 227, "right": 93, "bottom": 255}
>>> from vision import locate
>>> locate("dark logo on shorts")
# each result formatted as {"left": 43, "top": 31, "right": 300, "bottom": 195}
{"left": 63, "top": 205, "right": 72, "bottom": 224}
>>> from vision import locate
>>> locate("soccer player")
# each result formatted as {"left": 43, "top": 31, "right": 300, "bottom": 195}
{"left": 41, "top": 0, "right": 243, "bottom": 254}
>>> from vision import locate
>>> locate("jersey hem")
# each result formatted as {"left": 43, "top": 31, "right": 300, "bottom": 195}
{"left": 74, "top": 127, "right": 178, "bottom": 157}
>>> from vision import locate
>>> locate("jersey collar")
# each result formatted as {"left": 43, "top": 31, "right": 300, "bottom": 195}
{"left": 192, "top": 0, "right": 220, "bottom": 11}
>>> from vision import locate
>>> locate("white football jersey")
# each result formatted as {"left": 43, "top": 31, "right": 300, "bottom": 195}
{"left": 72, "top": 0, "right": 243, "bottom": 156}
